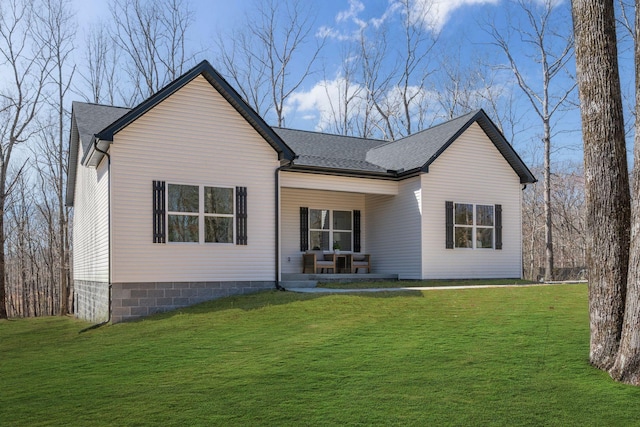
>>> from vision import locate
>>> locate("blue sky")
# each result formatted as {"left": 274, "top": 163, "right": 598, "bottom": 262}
{"left": 71, "top": 0, "right": 590, "bottom": 166}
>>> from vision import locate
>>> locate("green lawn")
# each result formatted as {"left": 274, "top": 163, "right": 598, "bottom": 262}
{"left": 2, "top": 284, "right": 640, "bottom": 426}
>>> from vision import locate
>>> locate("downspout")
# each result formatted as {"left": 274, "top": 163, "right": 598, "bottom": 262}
{"left": 80, "top": 138, "right": 112, "bottom": 332}
{"left": 275, "top": 160, "right": 292, "bottom": 291}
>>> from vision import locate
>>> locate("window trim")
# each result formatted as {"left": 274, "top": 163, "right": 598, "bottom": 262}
{"left": 453, "top": 202, "right": 495, "bottom": 250}
{"left": 166, "top": 182, "right": 236, "bottom": 244}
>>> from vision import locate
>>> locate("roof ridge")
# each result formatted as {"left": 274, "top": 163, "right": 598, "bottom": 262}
{"left": 362, "top": 110, "right": 481, "bottom": 152}
{"left": 73, "top": 100, "right": 131, "bottom": 110}
{"left": 274, "top": 126, "right": 387, "bottom": 143}
{"left": 394, "top": 109, "right": 480, "bottom": 142}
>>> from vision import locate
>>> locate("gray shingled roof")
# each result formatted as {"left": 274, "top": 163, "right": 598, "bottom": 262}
{"left": 275, "top": 110, "right": 535, "bottom": 183}
{"left": 66, "top": 102, "right": 132, "bottom": 206}
{"left": 366, "top": 110, "right": 479, "bottom": 172}
{"left": 273, "top": 128, "right": 389, "bottom": 173}
{"left": 72, "top": 101, "right": 131, "bottom": 154}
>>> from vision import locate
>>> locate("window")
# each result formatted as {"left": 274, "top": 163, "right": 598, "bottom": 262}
{"left": 308, "top": 209, "right": 352, "bottom": 251}
{"left": 452, "top": 203, "right": 495, "bottom": 249}
{"left": 167, "top": 184, "right": 234, "bottom": 243}
{"left": 168, "top": 184, "right": 199, "bottom": 242}
{"left": 204, "top": 186, "right": 234, "bottom": 243}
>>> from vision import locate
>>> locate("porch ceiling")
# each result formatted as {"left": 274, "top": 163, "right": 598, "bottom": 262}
{"left": 280, "top": 171, "right": 399, "bottom": 195}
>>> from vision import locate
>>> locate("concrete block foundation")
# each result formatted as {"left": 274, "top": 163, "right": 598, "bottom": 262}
{"left": 110, "top": 280, "right": 276, "bottom": 323}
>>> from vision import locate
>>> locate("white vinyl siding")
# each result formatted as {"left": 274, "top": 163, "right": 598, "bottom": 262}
{"left": 365, "top": 177, "right": 422, "bottom": 279}
{"left": 421, "top": 123, "right": 523, "bottom": 279}
{"left": 72, "top": 146, "right": 110, "bottom": 282}
{"left": 109, "top": 75, "right": 279, "bottom": 283}
{"left": 280, "top": 187, "right": 365, "bottom": 274}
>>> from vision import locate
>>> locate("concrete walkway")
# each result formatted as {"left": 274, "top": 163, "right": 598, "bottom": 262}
{"left": 286, "top": 281, "right": 583, "bottom": 293}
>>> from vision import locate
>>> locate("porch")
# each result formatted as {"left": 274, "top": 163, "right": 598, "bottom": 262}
{"left": 280, "top": 272, "right": 399, "bottom": 289}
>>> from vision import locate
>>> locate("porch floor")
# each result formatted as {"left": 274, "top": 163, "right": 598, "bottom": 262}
{"left": 281, "top": 273, "right": 398, "bottom": 289}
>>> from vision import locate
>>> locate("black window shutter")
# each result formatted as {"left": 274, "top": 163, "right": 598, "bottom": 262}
{"left": 353, "top": 210, "right": 361, "bottom": 252}
{"left": 495, "top": 204, "right": 502, "bottom": 250}
{"left": 236, "top": 187, "right": 248, "bottom": 245}
{"left": 153, "top": 181, "right": 166, "bottom": 243}
{"left": 445, "top": 201, "right": 454, "bottom": 249}
{"left": 300, "top": 207, "right": 309, "bottom": 251}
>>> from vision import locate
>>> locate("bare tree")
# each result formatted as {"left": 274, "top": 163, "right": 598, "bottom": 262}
{"left": 34, "top": 0, "right": 74, "bottom": 316}
{"left": 551, "top": 164, "right": 586, "bottom": 271}
{"left": 393, "top": 0, "right": 438, "bottom": 137}
{"left": 358, "top": 24, "right": 394, "bottom": 139}
{"left": 0, "top": 0, "right": 52, "bottom": 318}
{"left": 487, "top": 0, "right": 576, "bottom": 281}
{"left": 215, "top": 28, "right": 270, "bottom": 118}
{"left": 110, "top": 0, "right": 195, "bottom": 104}
{"left": 573, "top": 0, "right": 630, "bottom": 371}
{"left": 356, "top": 0, "right": 439, "bottom": 140}
{"left": 215, "top": 0, "right": 324, "bottom": 127}
{"left": 318, "top": 43, "right": 364, "bottom": 136}
{"left": 521, "top": 162, "right": 586, "bottom": 282}
{"left": 80, "top": 25, "right": 119, "bottom": 105}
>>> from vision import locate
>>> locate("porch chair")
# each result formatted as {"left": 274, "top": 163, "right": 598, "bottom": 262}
{"left": 350, "top": 253, "right": 371, "bottom": 273}
{"left": 303, "top": 251, "right": 337, "bottom": 274}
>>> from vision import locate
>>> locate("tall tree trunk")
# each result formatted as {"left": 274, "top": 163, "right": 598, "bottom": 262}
{"left": 572, "top": 0, "right": 630, "bottom": 370}
{"left": 0, "top": 211, "right": 7, "bottom": 319}
{"left": 543, "top": 121, "right": 554, "bottom": 281}
{"left": 609, "top": 0, "right": 640, "bottom": 386}
{"left": 58, "top": 75, "right": 68, "bottom": 316}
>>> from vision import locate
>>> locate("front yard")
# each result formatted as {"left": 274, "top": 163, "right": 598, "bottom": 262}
{"left": 2, "top": 284, "right": 639, "bottom": 425}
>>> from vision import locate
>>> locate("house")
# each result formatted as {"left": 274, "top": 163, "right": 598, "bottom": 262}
{"left": 67, "top": 60, "right": 535, "bottom": 323}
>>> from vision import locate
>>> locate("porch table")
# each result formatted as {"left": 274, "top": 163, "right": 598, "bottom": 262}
{"left": 336, "top": 254, "right": 351, "bottom": 273}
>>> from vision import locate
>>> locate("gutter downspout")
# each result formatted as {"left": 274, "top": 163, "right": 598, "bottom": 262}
{"left": 275, "top": 160, "right": 292, "bottom": 291}
{"left": 80, "top": 138, "right": 112, "bottom": 332}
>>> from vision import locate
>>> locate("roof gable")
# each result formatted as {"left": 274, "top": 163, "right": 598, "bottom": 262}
{"left": 364, "top": 109, "right": 535, "bottom": 183}
{"left": 84, "top": 60, "right": 294, "bottom": 167}
{"left": 365, "top": 110, "right": 479, "bottom": 173}
{"left": 67, "top": 60, "right": 296, "bottom": 206}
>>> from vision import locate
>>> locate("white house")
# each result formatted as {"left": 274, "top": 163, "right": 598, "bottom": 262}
{"left": 67, "top": 60, "right": 535, "bottom": 323}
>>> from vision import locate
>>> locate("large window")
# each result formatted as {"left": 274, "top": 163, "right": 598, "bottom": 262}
{"left": 309, "top": 209, "right": 352, "bottom": 251}
{"left": 454, "top": 203, "right": 494, "bottom": 249}
{"left": 167, "top": 184, "right": 234, "bottom": 243}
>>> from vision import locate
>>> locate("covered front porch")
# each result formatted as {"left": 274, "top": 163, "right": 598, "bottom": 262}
{"left": 279, "top": 172, "right": 421, "bottom": 287}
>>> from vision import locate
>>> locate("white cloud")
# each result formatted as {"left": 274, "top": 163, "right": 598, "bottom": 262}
{"left": 412, "top": 0, "right": 500, "bottom": 32}
{"left": 285, "top": 76, "right": 366, "bottom": 132}
{"left": 316, "top": 25, "right": 356, "bottom": 41}
{"left": 320, "top": 0, "right": 400, "bottom": 41}
{"left": 321, "top": 0, "right": 501, "bottom": 41}
{"left": 370, "top": 1, "right": 402, "bottom": 29}
{"left": 336, "top": 0, "right": 365, "bottom": 23}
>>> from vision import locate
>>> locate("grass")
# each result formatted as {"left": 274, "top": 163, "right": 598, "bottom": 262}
{"left": 2, "top": 284, "right": 640, "bottom": 426}
{"left": 317, "top": 278, "right": 536, "bottom": 289}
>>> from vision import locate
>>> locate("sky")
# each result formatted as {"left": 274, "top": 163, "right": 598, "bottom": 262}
{"left": 68, "top": 0, "right": 599, "bottom": 166}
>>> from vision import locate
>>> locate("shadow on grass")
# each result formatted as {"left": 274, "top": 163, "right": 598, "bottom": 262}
{"left": 317, "top": 278, "right": 536, "bottom": 289}
{"left": 132, "top": 288, "right": 424, "bottom": 323}
{"left": 343, "top": 290, "right": 425, "bottom": 298}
